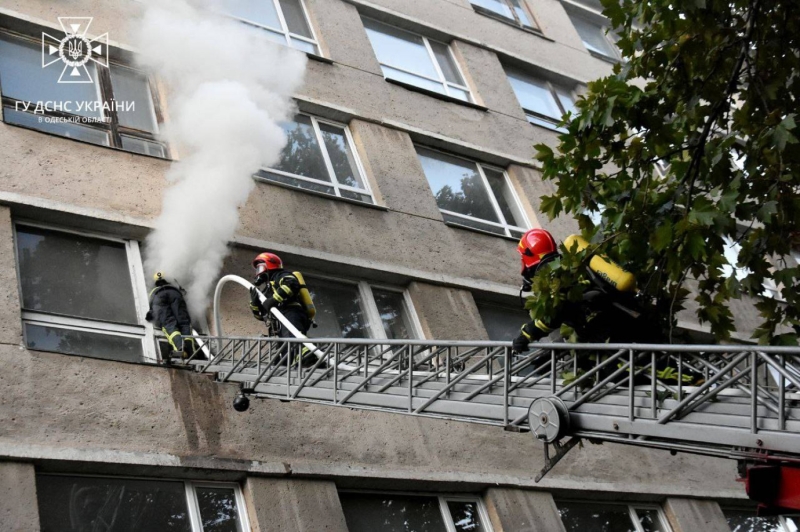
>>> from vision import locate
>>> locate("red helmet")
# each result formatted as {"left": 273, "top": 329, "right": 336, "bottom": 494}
{"left": 253, "top": 252, "right": 283, "bottom": 276}
{"left": 518, "top": 229, "right": 558, "bottom": 277}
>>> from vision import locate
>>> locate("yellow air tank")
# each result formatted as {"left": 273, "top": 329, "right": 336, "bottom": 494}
{"left": 564, "top": 235, "right": 637, "bottom": 293}
{"left": 292, "top": 271, "right": 317, "bottom": 321}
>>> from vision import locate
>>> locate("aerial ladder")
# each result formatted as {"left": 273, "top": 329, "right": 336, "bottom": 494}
{"left": 171, "top": 275, "right": 800, "bottom": 513}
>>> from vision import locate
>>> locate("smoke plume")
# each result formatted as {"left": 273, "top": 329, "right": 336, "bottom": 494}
{"left": 133, "top": 0, "right": 306, "bottom": 323}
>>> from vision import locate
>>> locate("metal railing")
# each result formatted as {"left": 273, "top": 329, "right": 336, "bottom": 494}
{"left": 181, "top": 332, "right": 800, "bottom": 464}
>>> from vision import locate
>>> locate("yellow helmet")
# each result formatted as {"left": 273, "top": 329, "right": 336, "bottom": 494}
{"left": 153, "top": 271, "right": 167, "bottom": 283}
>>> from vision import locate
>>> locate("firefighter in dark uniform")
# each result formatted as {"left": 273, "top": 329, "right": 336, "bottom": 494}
{"left": 249, "top": 252, "right": 320, "bottom": 368}
{"left": 512, "top": 229, "right": 699, "bottom": 385}
{"left": 146, "top": 271, "right": 195, "bottom": 364}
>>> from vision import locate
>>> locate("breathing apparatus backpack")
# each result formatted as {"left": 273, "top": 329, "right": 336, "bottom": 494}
{"left": 292, "top": 271, "right": 317, "bottom": 322}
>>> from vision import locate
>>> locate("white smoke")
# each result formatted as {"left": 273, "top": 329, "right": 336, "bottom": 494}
{"left": 133, "top": 0, "right": 307, "bottom": 323}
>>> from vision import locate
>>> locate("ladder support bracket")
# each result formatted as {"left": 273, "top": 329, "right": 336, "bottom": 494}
{"left": 536, "top": 437, "right": 581, "bottom": 483}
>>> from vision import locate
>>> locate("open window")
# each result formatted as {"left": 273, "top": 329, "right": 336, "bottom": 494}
{"left": 505, "top": 66, "right": 577, "bottom": 131}
{"left": 14, "top": 223, "right": 155, "bottom": 363}
{"left": 470, "top": 0, "right": 538, "bottom": 30}
{"left": 562, "top": 0, "right": 620, "bottom": 60}
{"left": 0, "top": 31, "right": 167, "bottom": 157}
{"left": 222, "top": 0, "right": 320, "bottom": 55}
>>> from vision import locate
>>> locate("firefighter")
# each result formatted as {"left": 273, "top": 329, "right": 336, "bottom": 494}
{"left": 249, "top": 252, "right": 320, "bottom": 368}
{"left": 146, "top": 272, "right": 196, "bottom": 364}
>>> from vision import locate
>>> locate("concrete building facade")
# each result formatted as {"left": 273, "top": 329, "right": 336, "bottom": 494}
{"left": 0, "top": 0, "right": 784, "bottom": 531}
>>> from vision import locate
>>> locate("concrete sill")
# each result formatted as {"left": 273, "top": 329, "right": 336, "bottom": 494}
{"left": 588, "top": 49, "right": 621, "bottom": 65}
{"left": 444, "top": 221, "right": 519, "bottom": 242}
{"left": 254, "top": 176, "right": 389, "bottom": 211}
{"left": 306, "top": 52, "right": 334, "bottom": 65}
{"left": 471, "top": 6, "right": 553, "bottom": 41}
{"left": 385, "top": 78, "right": 489, "bottom": 112}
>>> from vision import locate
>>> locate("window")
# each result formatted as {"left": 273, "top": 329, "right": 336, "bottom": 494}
{"left": 307, "top": 277, "right": 420, "bottom": 340}
{"left": 37, "top": 474, "right": 248, "bottom": 532}
{"left": 256, "top": 113, "right": 374, "bottom": 204}
{"left": 470, "top": 0, "right": 537, "bottom": 29}
{"left": 724, "top": 508, "right": 799, "bottom": 532}
{"left": 416, "top": 147, "right": 529, "bottom": 238}
{"left": 565, "top": 6, "right": 619, "bottom": 59}
{"left": 14, "top": 224, "right": 154, "bottom": 363}
{"left": 557, "top": 501, "right": 672, "bottom": 532}
{"left": 340, "top": 492, "right": 491, "bottom": 532}
{"left": 362, "top": 17, "right": 473, "bottom": 103}
{"left": 477, "top": 301, "right": 525, "bottom": 341}
{"left": 505, "top": 67, "right": 577, "bottom": 131}
{"left": 0, "top": 32, "right": 166, "bottom": 157}
{"left": 222, "top": 0, "right": 320, "bottom": 54}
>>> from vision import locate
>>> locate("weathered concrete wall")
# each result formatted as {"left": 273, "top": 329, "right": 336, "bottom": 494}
{"left": 0, "top": 344, "right": 744, "bottom": 499}
{"left": 244, "top": 478, "right": 349, "bottom": 532}
{"left": 485, "top": 488, "right": 566, "bottom": 532}
{"left": 0, "top": 206, "right": 21, "bottom": 346}
{"left": 407, "top": 283, "right": 488, "bottom": 341}
{"left": 664, "top": 498, "right": 730, "bottom": 532}
{"left": 0, "top": 462, "right": 40, "bottom": 532}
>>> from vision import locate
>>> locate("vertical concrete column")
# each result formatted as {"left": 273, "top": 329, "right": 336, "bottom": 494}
{"left": 0, "top": 462, "right": 40, "bottom": 532}
{"left": 407, "top": 282, "right": 489, "bottom": 341}
{"left": 663, "top": 498, "right": 730, "bottom": 532}
{"left": 243, "top": 477, "right": 349, "bottom": 532}
{"left": 484, "top": 488, "right": 566, "bottom": 532}
{"left": 0, "top": 205, "right": 22, "bottom": 346}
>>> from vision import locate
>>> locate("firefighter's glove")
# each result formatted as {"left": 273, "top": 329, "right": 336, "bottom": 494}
{"left": 145, "top": 310, "right": 153, "bottom": 322}
{"left": 512, "top": 334, "right": 530, "bottom": 354}
{"left": 250, "top": 287, "right": 265, "bottom": 318}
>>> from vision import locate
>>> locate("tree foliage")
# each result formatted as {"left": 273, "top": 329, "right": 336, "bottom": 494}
{"left": 534, "top": 0, "right": 800, "bottom": 344}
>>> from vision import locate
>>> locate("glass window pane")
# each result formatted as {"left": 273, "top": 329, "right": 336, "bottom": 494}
{"left": 506, "top": 69, "right": 562, "bottom": 119}
{"left": 483, "top": 167, "right": 524, "bottom": 227}
{"left": 289, "top": 37, "right": 318, "bottom": 54}
{"left": 470, "top": 0, "right": 513, "bottom": 19}
{"left": 372, "top": 289, "right": 414, "bottom": 340}
{"left": 429, "top": 41, "right": 463, "bottom": 85}
{"left": 417, "top": 148, "right": 500, "bottom": 223}
{"left": 448, "top": 501, "right": 485, "bottom": 532}
{"left": 16, "top": 226, "right": 139, "bottom": 324}
{"left": 382, "top": 66, "right": 447, "bottom": 95}
{"left": 109, "top": 66, "right": 158, "bottom": 133}
{"left": 477, "top": 302, "right": 523, "bottom": 341}
{"left": 196, "top": 487, "right": 241, "bottom": 532}
{"left": 446, "top": 86, "right": 471, "bottom": 102}
{"left": 557, "top": 502, "right": 637, "bottom": 532}
{"left": 723, "top": 509, "right": 783, "bottom": 532}
{"left": 786, "top": 517, "right": 799, "bottom": 532}
{"left": 510, "top": 0, "right": 535, "bottom": 27}
{"left": 37, "top": 474, "right": 191, "bottom": 532}
{"left": 635, "top": 509, "right": 668, "bottom": 532}
{"left": 25, "top": 323, "right": 144, "bottom": 362}
{"left": 121, "top": 135, "right": 166, "bottom": 158}
{"left": 225, "top": 0, "right": 282, "bottom": 30}
{"left": 318, "top": 122, "right": 365, "bottom": 189}
{"left": 4, "top": 107, "right": 111, "bottom": 146}
{"left": 0, "top": 34, "right": 103, "bottom": 119}
{"left": 340, "top": 493, "right": 448, "bottom": 532}
{"left": 271, "top": 115, "right": 331, "bottom": 182}
{"left": 569, "top": 13, "right": 617, "bottom": 57}
{"left": 555, "top": 88, "right": 576, "bottom": 116}
{"left": 279, "top": 0, "right": 313, "bottom": 38}
{"left": 363, "top": 18, "right": 439, "bottom": 80}
{"left": 339, "top": 189, "right": 374, "bottom": 204}
{"left": 307, "top": 278, "right": 370, "bottom": 338}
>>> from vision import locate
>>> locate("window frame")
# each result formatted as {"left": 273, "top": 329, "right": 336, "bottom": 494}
{"left": 505, "top": 67, "right": 577, "bottom": 132}
{"left": 339, "top": 490, "right": 494, "bottom": 532}
{"left": 362, "top": 17, "right": 474, "bottom": 103}
{"left": 0, "top": 29, "right": 168, "bottom": 158}
{"left": 13, "top": 221, "right": 158, "bottom": 362}
{"left": 257, "top": 113, "right": 375, "bottom": 204}
{"left": 416, "top": 146, "right": 531, "bottom": 239}
{"left": 306, "top": 274, "right": 423, "bottom": 340}
{"left": 561, "top": 0, "right": 620, "bottom": 60}
{"left": 722, "top": 506, "right": 800, "bottom": 532}
{"left": 223, "top": 0, "right": 320, "bottom": 55}
{"left": 470, "top": 0, "right": 539, "bottom": 31}
{"left": 557, "top": 500, "right": 673, "bottom": 532}
{"left": 37, "top": 473, "right": 250, "bottom": 532}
